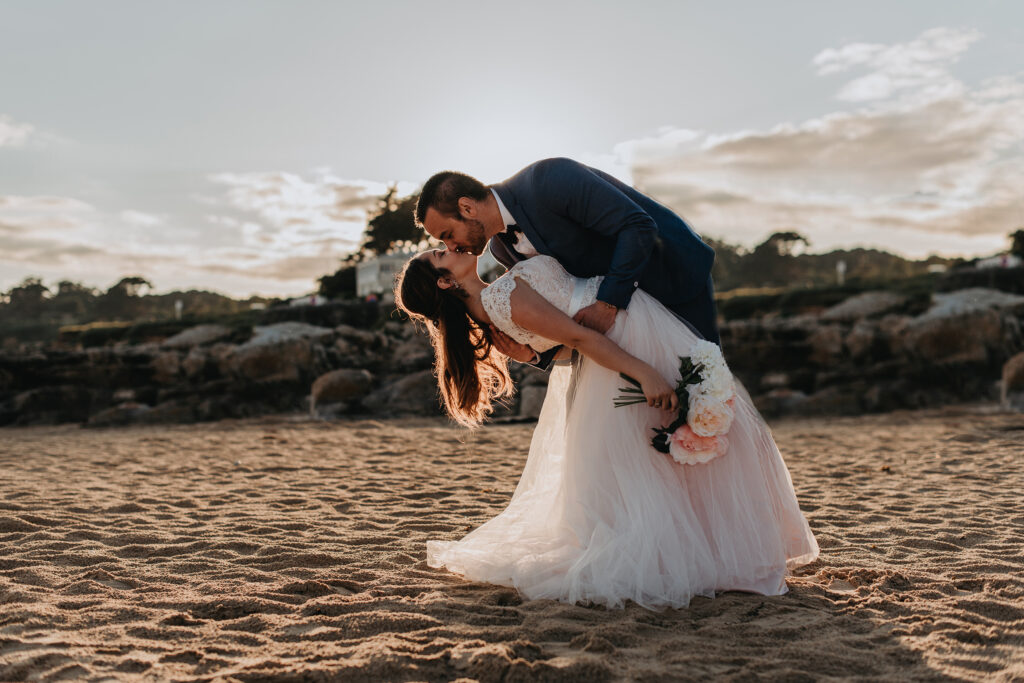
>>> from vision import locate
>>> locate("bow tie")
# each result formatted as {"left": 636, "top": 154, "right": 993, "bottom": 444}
{"left": 506, "top": 223, "right": 521, "bottom": 235}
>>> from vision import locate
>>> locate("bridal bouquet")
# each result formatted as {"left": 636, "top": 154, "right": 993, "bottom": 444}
{"left": 614, "top": 340, "right": 737, "bottom": 465}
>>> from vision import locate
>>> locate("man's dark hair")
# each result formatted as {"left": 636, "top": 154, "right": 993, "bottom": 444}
{"left": 415, "top": 171, "right": 490, "bottom": 225}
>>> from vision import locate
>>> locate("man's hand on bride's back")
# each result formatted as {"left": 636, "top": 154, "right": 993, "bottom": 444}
{"left": 573, "top": 302, "right": 618, "bottom": 334}
{"left": 489, "top": 325, "right": 538, "bottom": 364}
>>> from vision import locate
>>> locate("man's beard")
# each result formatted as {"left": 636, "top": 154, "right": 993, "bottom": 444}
{"left": 464, "top": 218, "right": 487, "bottom": 255}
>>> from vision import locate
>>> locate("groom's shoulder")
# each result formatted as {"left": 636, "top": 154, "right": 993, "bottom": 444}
{"left": 507, "top": 157, "right": 592, "bottom": 186}
{"left": 527, "top": 156, "right": 588, "bottom": 175}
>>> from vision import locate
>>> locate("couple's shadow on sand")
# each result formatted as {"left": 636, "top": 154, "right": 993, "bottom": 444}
{"left": 392, "top": 561, "right": 940, "bottom": 682}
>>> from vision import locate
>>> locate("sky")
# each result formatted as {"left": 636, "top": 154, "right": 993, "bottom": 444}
{"left": 1, "top": 0, "right": 1023, "bottom": 297}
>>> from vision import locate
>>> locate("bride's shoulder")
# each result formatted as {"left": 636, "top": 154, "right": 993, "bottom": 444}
{"left": 511, "top": 254, "right": 564, "bottom": 277}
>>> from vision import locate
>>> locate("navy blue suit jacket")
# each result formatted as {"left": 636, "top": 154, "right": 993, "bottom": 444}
{"left": 488, "top": 158, "right": 718, "bottom": 346}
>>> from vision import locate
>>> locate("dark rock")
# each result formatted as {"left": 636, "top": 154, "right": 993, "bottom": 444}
{"left": 754, "top": 389, "right": 809, "bottom": 418}
{"left": 161, "top": 324, "right": 233, "bottom": 349}
{"left": 518, "top": 384, "right": 547, "bottom": 419}
{"left": 335, "top": 324, "right": 381, "bottom": 349}
{"left": 808, "top": 325, "right": 844, "bottom": 365}
{"left": 13, "top": 385, "right": 97, "bottom": 424}
{"left": 151, "top": 351, "right": 181, "bottom": 384}
{"left": 390, "top": 334, "right": 432, "bottom": 371}
{"left": 803, "top": 385, "right": 864, "bottom": 416}
{"left": 903, "top": 309, "right": 1009, "bottom": 365}
{"left": 363, "top": 370, "right": 440, "bottom": 416}
{"left": 310, "top": 369, "right": 375, "bottom": 414}
{"left": 229, "top": 338, "right": 327, "bottom": 383}
{"left": 140, "top": 399, "right": 197, "bottom": 424}
{"left": 1002, "top": 351, "right": 1024, "bottom": 410}
{"left": 86, "top": 402, "right": 152, "bottom": 428}
{"left": 821, "top": 291, "right": 908, "bottom": 322}
{"left": 181, "top": 347, "right": 210, "bottom": 381}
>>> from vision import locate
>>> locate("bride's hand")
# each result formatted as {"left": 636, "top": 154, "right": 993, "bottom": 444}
{"left": 639, "top": 369, "right": 679, "bottom": 412}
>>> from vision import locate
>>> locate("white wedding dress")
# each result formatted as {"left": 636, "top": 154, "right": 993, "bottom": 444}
{"left": 426, "top": 256, "right": 819, "bottom": 610}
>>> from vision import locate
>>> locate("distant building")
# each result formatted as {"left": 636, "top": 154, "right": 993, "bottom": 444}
{"left": 976, "top": 253, "right": 1022, "bottom": 269}
{"left": 356, "top": 251, "right": 414, "bottom": 301}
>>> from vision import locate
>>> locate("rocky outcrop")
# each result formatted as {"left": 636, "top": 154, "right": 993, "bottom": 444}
{"left": 728, "top": 287, "right": 1024, "bottom": 417}
{"left": 2, "top": 287, "right": 1023, "bottom": 427}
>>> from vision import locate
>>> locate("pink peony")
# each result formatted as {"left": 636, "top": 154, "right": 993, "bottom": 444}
{"left": 668, "top": 425, "right": 729, "bottom": 465}
{"left": 687, "top": 393, "right": 735, "bottom": 437}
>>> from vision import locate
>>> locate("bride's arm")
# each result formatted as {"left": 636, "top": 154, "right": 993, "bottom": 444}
{"left": 508, "top": 277, "right": 678, "bottom": 410}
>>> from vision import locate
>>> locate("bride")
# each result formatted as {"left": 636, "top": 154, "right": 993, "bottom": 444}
{"left": 395, "top": 248, "right": 818, "bottom": 610}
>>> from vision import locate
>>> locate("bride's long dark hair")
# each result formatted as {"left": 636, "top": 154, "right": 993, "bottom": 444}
{"left": 394, "top": 257, "right": 513, "bottom": 427}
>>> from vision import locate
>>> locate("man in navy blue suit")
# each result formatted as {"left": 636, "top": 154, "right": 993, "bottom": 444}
{"left": 416, "top": 157, "right": 719, "bottom": 366}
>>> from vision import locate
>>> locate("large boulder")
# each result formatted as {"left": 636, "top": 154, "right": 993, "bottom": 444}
{"left": 1003, "top": 351, "right": 1024, "bottom": 410}
{"left": 310, "top": 369, "right": 375, "bottom": 414}
{"left": 227, "top": 323, "right": 333, "bottom": 383}
{"left": 181, "top": 347, "right": 209, "bottom": 380}
{"left": 902, "top": 308, "right": 1014, "bottom": 365}
{"left": 150, "top": 351, "right": 181, "bottom": 384}
{"left": 920, "top": 288, "right": 1024, "bottom": 320}
{"left": 390, "top": 333, "right": 433, "bottom": 371}
{"left": 844, "top": 320, "right": 878, "bottom": 361}
{"left": 230, "top": 338, "right": 325, "bottom": 383}
{"left": 161, "top": 324, "right": 233, "bottom": 349}
{"left": 335, "top": 324, "right": 382, "bottom": 349}
{"left": 363, "top": 370, "right": 441, "bottom": 416}
{"left": 807, "top": 325, "right": 844, "bottom": 365}
{"left": 247, "top": 322, "right": 334, "bottom": 346}
{"left": 821, "top": 291, "right": 908, "bottom": 322}
{"left": 877, "top": 314, "right": 912, "bottom": 357}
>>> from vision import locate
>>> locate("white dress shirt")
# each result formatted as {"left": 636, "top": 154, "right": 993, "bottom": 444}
{"left": 491, "top": 188, "right": 539, "bottom": 257}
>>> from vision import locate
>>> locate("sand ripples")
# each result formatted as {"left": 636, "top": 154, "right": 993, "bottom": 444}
{"left": 1, "top": 408, "right": 1023, "bottom": 681}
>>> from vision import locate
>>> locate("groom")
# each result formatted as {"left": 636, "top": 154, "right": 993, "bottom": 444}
{"left": 415, "top": 157, "right": 719, "bottom": 366}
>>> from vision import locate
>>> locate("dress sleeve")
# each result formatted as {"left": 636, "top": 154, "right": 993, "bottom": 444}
{"left": 481, "top": 274, "right": 533, "bottom": 347}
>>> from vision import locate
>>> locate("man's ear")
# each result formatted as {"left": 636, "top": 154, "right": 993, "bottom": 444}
{"left": 457, "top": 197, "right": 477, "bottom": 219}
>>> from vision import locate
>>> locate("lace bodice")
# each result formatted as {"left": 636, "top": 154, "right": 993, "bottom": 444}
{"left": 481, "top": 255, "right": 602, "bottom": 352}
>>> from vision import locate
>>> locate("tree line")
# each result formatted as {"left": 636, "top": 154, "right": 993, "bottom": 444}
{"left": 4, "top": 179, "right": 1022, "bottom": 331}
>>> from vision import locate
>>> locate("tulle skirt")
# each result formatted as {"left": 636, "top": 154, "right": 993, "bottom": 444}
{"left": 427, "top": 290, "right": 819, "bottom": 610}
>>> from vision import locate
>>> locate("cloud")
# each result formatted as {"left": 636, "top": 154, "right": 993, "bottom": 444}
{"left": 0, "top": 115, "right": 34, "bottom": 147}
{"left": 613, "top": 27, "right": 1023, "bottom": 259}
{"left": 0, "top": 195, "right": 95, "bottom": 212}
{"left": 195, "top": 170, "right": 419, "bottom": 290}
{"left": 208, "top": 170, "right": 415, "bottom": 248}
{"left": 119, "top": 210, "right": 165, "bottom": 227}
{"left": 0, "top": 174, "right": 416, "bottom": 297}
{"left": 812, "top": 27, "right": 982, "bottom": 103}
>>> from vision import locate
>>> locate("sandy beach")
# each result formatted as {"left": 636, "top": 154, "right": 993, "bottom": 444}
{"left": 2, "top": 406, "right": 1023, "bottom": 682}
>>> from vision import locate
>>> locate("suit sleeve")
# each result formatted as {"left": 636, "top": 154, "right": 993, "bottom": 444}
{"left": 533, "top": 157, "right": 658, "bottom": 310}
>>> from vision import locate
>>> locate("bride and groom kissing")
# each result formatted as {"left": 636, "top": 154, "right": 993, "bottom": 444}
{"left": 394, "top": 157, "right": 818, "bottom": 610}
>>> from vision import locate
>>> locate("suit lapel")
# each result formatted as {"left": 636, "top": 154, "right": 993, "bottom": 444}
{"left": 491, "top": 183, "right": 550, "bottom": 257}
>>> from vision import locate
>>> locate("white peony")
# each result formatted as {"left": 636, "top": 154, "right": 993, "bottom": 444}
{"left": 687, "top": 392, "right": 735, "bottom": 437}
{"left": 688, "top": 340, "right": 722, "bottom": 370}
{"left": 701, "top": 366, "right": 735, "bottom": 402}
